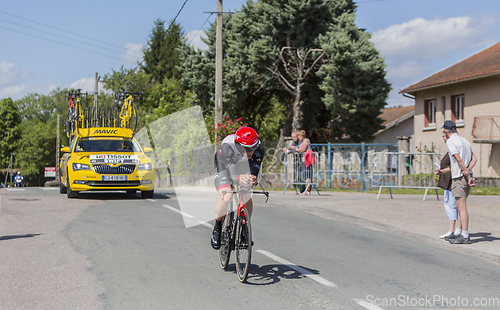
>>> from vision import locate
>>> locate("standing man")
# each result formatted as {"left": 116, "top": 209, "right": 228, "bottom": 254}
{"left": 434, "top": 132, "right": 458, "bottom": 239}
{"left": 442, "top": 120, "right": 476, "bottom": 244}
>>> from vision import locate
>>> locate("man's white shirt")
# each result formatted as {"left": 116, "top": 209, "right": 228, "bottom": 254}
{"left": 446, "top": 133, "right": 473, "bottom": 179}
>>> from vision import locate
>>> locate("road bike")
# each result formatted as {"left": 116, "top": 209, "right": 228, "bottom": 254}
{"left": 65, "top": 89, "right": 88, "bottom": 137}
{"left": 219, "top": 185, "right": 269, "bottom": 282}
{"left": 119, "top": 92, "right": 141, "bottom": 132}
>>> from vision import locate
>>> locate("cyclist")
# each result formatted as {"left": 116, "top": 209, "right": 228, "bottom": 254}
{"left": 14, "top": 171, "right": 24, "bottom": 187}
{"left": 211, "top": 127, "right": 264, "bottom": 249}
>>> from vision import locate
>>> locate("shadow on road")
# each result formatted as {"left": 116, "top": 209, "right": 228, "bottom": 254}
{"left": 76, "top": 190, "right": 174, "bottom": 201}
{"left": 470, "top": 232, "right": 500, "bottom": 244}
{"left": 0, "top": 233, "right": 41, "bottom": 241}
{"left": 220, "top": 263, "right": 320, "bottom": 286}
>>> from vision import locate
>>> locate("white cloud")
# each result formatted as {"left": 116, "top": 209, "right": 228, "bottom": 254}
{"left": 386, "top": 60, "right": 427, "bottom": 81}
{"left": 186, "top": 29, "right": 208, "bottom": 50}
{"left": 371, "top": 16, "right": 496, "bottom": 59}
{"left": 0, "top": 61, "right": 27, "bottom": 86}
{"left": 0, "top": 84, "right": 27, "bottom": 100}
{"left": 69, "top": 77, "right": 96, "bottom": 92}
{"left": 0, "top": 81, "right": 60, "bottom": 101}
{"left": 120, "top": 42, "right": 144, "bottom": 64}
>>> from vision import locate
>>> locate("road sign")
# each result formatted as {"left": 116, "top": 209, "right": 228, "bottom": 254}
{"left": 44, "top": 167, "right": 56, "bottom": 177}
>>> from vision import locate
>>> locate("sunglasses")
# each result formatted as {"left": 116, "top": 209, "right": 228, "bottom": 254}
{"left": 237, "top": 142, "right": 259, "bottom": 153}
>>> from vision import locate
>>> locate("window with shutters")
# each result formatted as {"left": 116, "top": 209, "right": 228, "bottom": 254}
{"left": 423, "top": 99, "right": 437, "bottom": 130}
{"left": 451, "top": 95, "right": 465, "bottom": 127}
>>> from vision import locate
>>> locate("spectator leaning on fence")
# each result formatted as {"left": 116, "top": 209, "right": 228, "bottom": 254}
{"left": 434, "top": 132, "right": 458, "bottom": 240}
{"left": 292, "top": 130, "right": 313, "bottom": 195}
{"left": 442, "top": 120, "right": 477, "bottom": 244}
{"left": 283, "top": 132, "right": 305, "bottom": 192}
{"left": 283, "top": 132, "right": 301, "bottom": 154}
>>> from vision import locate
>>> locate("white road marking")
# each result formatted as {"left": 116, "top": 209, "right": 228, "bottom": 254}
{"left": 147, "top": 199, "right": 156, "bottom": 202}
{"left": 198, "top": 221, "right": 214, "bottom": 229}
{"left": 256, "top": 249, "right": 337, "bottom": 287}
{"left": 161, "top": 204, "right": 340, "bottom": 291}
{"left": 162, "top": 205, "right": 214, "bottom": 228}
{"left": 354, "top": 299, "right": 385, "bottom": 310}
{"left": 7, "top": 188, "right": 25, "bottom": 191}
{"left": 40, "top": 188, "right": 59, "bottom": 190}
{"left": 163, "top": 205, "right": 193, "bottom": 218}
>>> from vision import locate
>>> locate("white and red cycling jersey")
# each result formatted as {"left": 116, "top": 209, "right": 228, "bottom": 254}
{"left": 213, "top": 134, "right": 264, "bottom": 191}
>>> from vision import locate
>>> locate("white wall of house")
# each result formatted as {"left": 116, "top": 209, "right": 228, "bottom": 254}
{"left": 373, "top": 118, "right": 414, "bottom": 144}
{"left": 411, "top": 76, "right": 500, "bottom": 177}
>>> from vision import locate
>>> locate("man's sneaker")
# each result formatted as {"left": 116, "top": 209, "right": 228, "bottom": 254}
{"left": 449, "top": 235, "right": 471, "bottom": 244}
{"left": 444, "top": 232, "right": 460, "bottom": 241}
{"left": 211, "top": 226, "right": 221, "bottom": 250}
{"left": 439, "top": 231, "right": 453, "bottom": 239}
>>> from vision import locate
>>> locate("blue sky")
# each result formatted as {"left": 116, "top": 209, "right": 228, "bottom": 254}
{"left": 1, "top": 0, "right": 499, "bottom": 108}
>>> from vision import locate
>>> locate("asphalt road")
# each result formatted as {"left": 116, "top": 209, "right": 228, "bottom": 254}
{"left": 1, "top": 188, "right": 500, "bottom": 309}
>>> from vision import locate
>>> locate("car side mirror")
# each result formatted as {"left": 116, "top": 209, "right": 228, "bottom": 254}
{"left": 61, "top": 146, "right": 70, "bottom": 153}
{"left": 144, "top": 147, "right": 153, "bottom": 153}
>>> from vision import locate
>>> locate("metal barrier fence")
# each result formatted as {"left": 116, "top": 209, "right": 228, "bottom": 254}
{"left": 282, "top": 152, "right": 320, "bottom": 195}
{"left": 373, "top": 152, "right": 443, "bottom": 200}
{"left": 307, "top": 143, "right": 399, "bottom": 191}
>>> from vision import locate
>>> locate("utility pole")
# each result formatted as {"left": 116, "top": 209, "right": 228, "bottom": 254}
{"left": 94, "top": 72, "right": 98, "bottom": 112}
{"left": 214, "top": 0, "right": 223, "bottom": 139}
{"left": 56, "top": 114, "right": 60, "bottom": 182}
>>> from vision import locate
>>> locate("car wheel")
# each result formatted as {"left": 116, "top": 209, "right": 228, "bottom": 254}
{"left": 67, "top": 174, "right": 79, "bottom": 199}
{"left": 141, "top": 190, "right": 154, "bottom": 199}
{"left": 59, "top": 180, "right": 67, "bottom": 194}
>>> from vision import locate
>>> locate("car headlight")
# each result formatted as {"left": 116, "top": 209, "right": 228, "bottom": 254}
{"left": 72, "top": 163, "right": 91, "bottom": 171}
{"left": 137, "top": 163, "right": 153, "bottom": 171}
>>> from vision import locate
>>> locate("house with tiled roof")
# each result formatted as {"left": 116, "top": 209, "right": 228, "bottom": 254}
{"left": 372, "top": 105, "right": 414, "bottom": 144}
{"left": 400, "top": 43, "right": 500, "bottom": 178}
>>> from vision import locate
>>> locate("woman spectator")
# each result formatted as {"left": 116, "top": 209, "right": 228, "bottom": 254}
{"left": 291, "top": 130, "right": 313, "bottom": 195}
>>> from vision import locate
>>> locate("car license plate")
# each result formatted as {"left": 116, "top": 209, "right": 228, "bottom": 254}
{"left": 102, "top": 175, "right": 127, "bottom": 181}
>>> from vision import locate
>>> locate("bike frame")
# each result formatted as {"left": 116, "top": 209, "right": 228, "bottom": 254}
{"left": 119, "top": 95, "right": 133, "bottom": 128}
{"left": 219, "top": 185, "right": 269, "bottom": 282}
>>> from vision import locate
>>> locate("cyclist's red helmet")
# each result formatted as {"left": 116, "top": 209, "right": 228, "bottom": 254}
{"left": 235, "top": 127, "right": 259, "bottom": 148}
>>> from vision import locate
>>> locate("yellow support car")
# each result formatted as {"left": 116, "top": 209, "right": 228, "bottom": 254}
{"left": 59, "top": 127, "right": 155, "bottom": 199}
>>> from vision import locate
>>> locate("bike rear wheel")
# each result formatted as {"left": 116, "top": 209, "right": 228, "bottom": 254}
{"left": 218, "top": 212, "right": 233, "bottom": 269}
{"left": 235, "top": 208, "right": 252, "bottom": 282}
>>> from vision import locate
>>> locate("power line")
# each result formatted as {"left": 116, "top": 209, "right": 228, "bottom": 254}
{"left": 0, "top": 25, "right": 136, "bottom": 63}
{"left": 131, "top": 0, "right": 189, "bottom": 72}
{"left": 0, "top": 9, "right": 132, "bottom": 53}
{"left": 187, "top": 13, "right": 213, "bottom": 46}
{"left": 0, "top": 17, "right": 143, "bottom": 58}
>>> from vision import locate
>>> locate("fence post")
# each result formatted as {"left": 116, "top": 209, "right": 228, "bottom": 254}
{"left": 327, "top": 142, "right": 331, "bottom": 189}
{"left": 361, "top": 142, "right": 365, "bottom": 191}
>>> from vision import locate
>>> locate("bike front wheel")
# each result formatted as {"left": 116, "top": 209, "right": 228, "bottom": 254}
{"left": 218, "top": 213, "right": 233, "bottom": 269}
{"left": 235, "top": 208, "right": 252, "bottom": 282}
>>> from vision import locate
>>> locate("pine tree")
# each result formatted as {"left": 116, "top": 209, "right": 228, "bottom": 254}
{"left": 179, "top": 0, "right": 390, "bottom": 143}
{"left": 317, "top": 10, "right": 391, "bottom": 142}
{"left": 143, "top": 19, "right": 184, "bottom": 83}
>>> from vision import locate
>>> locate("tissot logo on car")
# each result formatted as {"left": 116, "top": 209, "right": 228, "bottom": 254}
{"left": 89, "top": 154, "right": 139, "bottom": 164}
{"left": 93, "top": 129, "right": 118, "bottom": 135}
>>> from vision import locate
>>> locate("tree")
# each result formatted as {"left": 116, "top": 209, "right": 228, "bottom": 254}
{"left": 0, "top": 98, "right": 22, "bottom": 168}
{"left": 179, "top": 0, "right": 390, "bottom": 145}
{"left": 143, "top": 19, "right": 184, "bottom": 83}
{"left": 317, "top": 10, "right": 391, "bottom": 142}
{"left": 16, "top": 118, "right": 56, "bottom": 186}
{"left": 13, "top": 90, "right": 71, "bottom": 185}
{"left": 149, "top": 77, "right": 194, "bottom": 120}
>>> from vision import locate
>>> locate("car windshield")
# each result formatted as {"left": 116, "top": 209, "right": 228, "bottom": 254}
{"left": 75, "top": 138, "right": 141, "bottom": 152}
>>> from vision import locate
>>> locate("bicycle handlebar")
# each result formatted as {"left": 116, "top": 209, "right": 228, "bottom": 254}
{"left": 221, "top": 186, "right": 269, "bottom": 203}
{"left": 120, "top": 91, "right": 143, "bottom": 100}
{"left": 65, "top": 91, "right": 88, "bottom": 100}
